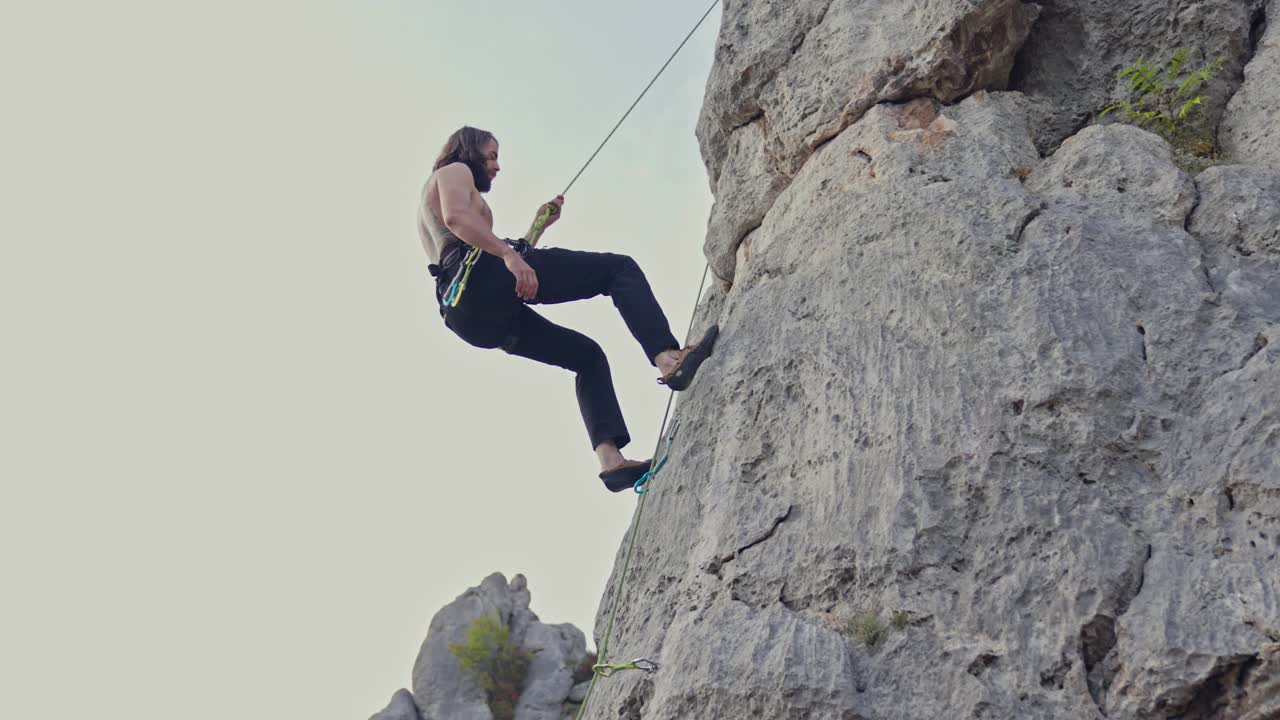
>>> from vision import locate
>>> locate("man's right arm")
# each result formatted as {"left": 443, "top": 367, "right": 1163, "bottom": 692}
{"left": 437, "top": 163, "right": 539, "bottom": 300}
{"left": 437, "top": 164, "right": 514, "bottom": 260}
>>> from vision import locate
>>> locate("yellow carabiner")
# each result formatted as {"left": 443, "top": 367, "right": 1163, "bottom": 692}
{"left": 525, "top": 203, "right": 559, "bottom": 248}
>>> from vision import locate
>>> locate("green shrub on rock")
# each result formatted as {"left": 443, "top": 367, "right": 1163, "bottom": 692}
{"left": 448, "top": 615, "right": 532, "bottom": 720}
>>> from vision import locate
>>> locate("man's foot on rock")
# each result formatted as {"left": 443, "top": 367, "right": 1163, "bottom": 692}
{"left": 658, "top": 324, "right": 720, "bottom": 392}
{"left": 599, "top": 459, "right": 652, "bottom": 493}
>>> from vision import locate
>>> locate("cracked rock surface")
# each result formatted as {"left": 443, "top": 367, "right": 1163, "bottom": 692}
{"left": 1222, "top": 0, "right": 1280, "bottom": 167}
{"left": 697, "top": 0, "right": 1036, "bottom": 282}
{"left": 578, "top": 2, "right": 1280, "bottom": 718}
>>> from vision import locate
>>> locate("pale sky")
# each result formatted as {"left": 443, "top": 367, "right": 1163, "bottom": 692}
{"left": 1, "top": 2, "right": 718, "bottom": 717}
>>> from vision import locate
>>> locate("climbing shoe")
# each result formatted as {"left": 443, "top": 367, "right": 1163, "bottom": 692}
{"left": 658, "top": 324, "right": 720, "bottom": 392}
{"left": 600, "top": 459, "right": 653, "bottom": 493}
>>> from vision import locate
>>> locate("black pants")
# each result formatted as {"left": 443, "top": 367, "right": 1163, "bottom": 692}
{"left": 436, "top": 245, "right": 679, "bottom": 451}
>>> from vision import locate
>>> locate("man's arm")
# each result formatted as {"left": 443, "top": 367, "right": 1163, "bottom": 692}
{"left": 437, "top": 163, "right": 513, "bottom": 259}
{"left": 437, "top": 163, "right": 539, "bottom": 300}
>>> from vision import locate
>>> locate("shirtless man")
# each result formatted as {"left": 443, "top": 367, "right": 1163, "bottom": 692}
{"left": 419, "top": 126, "right": 718, "bottom": 492}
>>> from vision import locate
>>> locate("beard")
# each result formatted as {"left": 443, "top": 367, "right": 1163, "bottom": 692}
{"left": 467, "top": 159, "right": 492, "bottom": 193}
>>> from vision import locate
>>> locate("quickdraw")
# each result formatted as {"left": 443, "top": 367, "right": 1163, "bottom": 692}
{"left": 633, "top": 421, "right": 679, "bottom": 495}
{"left": 592, "top": 658, "right": 659, "bottom": 678}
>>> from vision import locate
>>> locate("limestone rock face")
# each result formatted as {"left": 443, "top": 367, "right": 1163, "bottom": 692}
{"left": 575, "top": 2, "right": 1280, "bottom": 718}
{"left": 1011, "top": 0, "right": 1265, "bottom": 150}
{"left": 408, "top": 573, "right": 589, "bottom": 720}
{"left": 697, "top": 0, "right": 1037, "bottom": 282}
{"left": 1221, "top": 0, "right": 1280, "bottom": 167}
{"left": 1191, "top": 164, "right": 1280, "bottom": 262}
{"left": 1025, "top": 124, "right": 1197, "bottom": 231}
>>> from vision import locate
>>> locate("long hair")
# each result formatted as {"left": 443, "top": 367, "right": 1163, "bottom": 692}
{"left": 434, "top": 126, "right": 496, "bottom": 191}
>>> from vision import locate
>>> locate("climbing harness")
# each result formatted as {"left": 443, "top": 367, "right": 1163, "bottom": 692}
{"left": 442, "top": 0, "right": 718, "bottom": 311}
{"left": 443, "top": 238, "right": 532, "bottom": 308}
{"left": 443, "top": 212, "right": 551, "bottom": 308}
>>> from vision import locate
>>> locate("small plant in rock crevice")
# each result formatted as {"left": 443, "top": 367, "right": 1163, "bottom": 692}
{"left": 890, "top": 610, "right": 911, "bottom": 631}
{"left": 1100, "top": 48, "right": 1228, "bottom": 173}
{"left": 1101, "top": 49, "right": 1224, "bottom": 137}
{"left": 841, "top": 608, "right": 914, "bottom": 650}
{"left": 845, "top": 612, "right": 886, "bottom": 650}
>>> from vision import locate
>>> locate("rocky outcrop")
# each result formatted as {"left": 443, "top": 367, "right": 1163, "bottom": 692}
{"left": 1011, "top": 0, "right": 1265, "bottom": 151}
{"left": 1221, "top": 0, "right": 1280, "bottom": 166}
{"left": 697, "top": 0, "right": 1038, "bottom": 282}
{"left": 370, "top": 689, "right": 422, "bottom": 720}
{"left": 574, "top": 2, "right": 1280, "bottom": 718}
{"left": 404, "top": 573, "right": 590, "bottom": 720}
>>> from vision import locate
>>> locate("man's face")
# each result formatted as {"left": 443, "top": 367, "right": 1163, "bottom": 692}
{"left": 472, "top": 139, "right": 500, "bottom": 193}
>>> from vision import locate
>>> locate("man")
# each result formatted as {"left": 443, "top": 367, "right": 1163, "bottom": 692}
{"left": 419, "top": 126, "right": 718, "bottom": 492}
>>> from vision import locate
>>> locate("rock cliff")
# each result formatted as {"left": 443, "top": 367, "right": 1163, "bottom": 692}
{"left": 581, "top": 1, "right": 1280, "bottom": 718}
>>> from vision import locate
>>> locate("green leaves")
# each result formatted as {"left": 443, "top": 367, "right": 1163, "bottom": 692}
{"left": 448, "top": 615, "right": 533, "bottom": 720}
{"left": 1167, "top": 48, "right": 1188, "bottom": 79}
{"left": 1177, "top": 96, "right": 1204, "bottom": 120}
{"left": 1104, "top": 48, "right": 1224, "bottom": 142}
{"left": 1120, "top": 57, "right": 1163, "bottom": 95}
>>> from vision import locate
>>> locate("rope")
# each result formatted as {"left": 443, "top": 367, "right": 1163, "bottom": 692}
{"left": 452, "top": 3, "right": 723, "bottom": 713}
{"left": 444, "top": 0, "right": 719, "bottom": 309}
{"left": 562, "top": 0, "right": 720, "bottom": 196}
{"left": 574, "top": 260, "right": 712, "bottom": 720}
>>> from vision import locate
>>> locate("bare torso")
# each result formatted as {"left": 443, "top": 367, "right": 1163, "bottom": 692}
{"left": 426, "top": 167, "right": 493, "bottom": 232}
